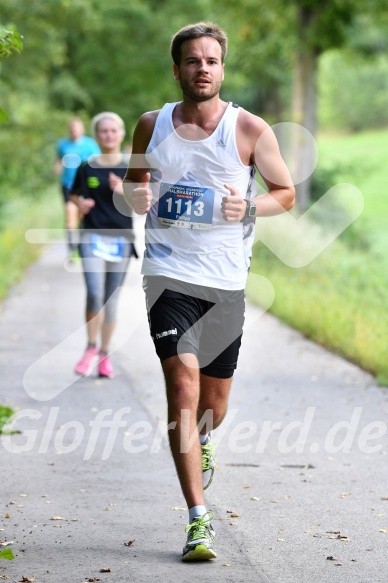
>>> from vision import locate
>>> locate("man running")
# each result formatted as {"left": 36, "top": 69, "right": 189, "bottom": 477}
{"left": 124, "top": 22, "right": 295, "bottom": 561}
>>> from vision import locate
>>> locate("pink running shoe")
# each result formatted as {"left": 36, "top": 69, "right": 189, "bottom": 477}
{"left": 98, "top": 353, "right": 115, "bottom": 378}
{"left": 74, "top": 347, "right": 99, "bottom": 376}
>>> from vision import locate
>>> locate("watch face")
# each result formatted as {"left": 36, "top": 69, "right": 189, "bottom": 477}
{"left": 248, "top": 202, "right": 256, "bottom": 217}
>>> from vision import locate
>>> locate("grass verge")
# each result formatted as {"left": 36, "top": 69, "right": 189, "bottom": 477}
{"left": 0, "top": 186, "right": 62, "bottom": 302}
{"left": 248, "top": 128, "right": 388, "bottom": 386}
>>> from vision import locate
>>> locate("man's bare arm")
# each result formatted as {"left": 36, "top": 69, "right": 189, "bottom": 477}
{"left": 222, "top": 110, "right": 295, "bottom": 222}
{"left": 123, "top": 111, "right": 159, "bottom": 215}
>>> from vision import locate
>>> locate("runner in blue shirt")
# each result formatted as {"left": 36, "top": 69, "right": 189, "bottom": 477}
{"left": 54, "top": 117, "right": 100, "bottom": 258}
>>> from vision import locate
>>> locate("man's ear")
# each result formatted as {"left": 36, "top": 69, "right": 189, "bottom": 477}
{"left": 222, "top": 63, "right": 225, "bottom": 81}
{"left": 173, "top": 64, "right": 179, "bottom": 80}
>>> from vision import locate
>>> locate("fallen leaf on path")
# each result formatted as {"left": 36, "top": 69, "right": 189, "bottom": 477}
{"left": 326, "top": 556, "right": 339, "bottom": 561}
{"left": 305, "top": 530, "right": 322, "bottom": 538}
{"left": 19, "top": 577, "right": 36, "bottom": 582}
{"left": 277, "top": 538, "right": 285, "bottom": 542}
{"left": 99, "top": 568, "right": 111, "bottom": 573}
{"left": 124, "top": 540, "right": 135, "bottom": 547}
{"left": 223, "top": 563, "right": 231, "bottom": 567}
{"left": 0, "top": 541, "right": 14, "bottom": 546}
{"left": 334, "top": 563, "right": 342, "bottom": 567}
{"left": 379, "top": 528, "right": 388, "bottom": 533}
{"left": 0, "top": 548, "right": 14, "bottom": 560}
{"left": 250, "top": 497, "right": 260, "bottom": 501}
{"left": 381, "top": 497, "right": 388, "bottom": 501}
{"left": 50, "top": 516, "right": 65, "bottom": 521}
{"left": 305, "top": 530, "right": 313, "bottom": 535}
{"left": 171, "top": 507, "right": 185, "bottom": 511}
{"left": 19, "top": 494, "right": 28, "bottom": 498}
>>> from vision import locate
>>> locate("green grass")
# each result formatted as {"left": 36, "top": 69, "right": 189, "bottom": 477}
{"left": 248, "top": 128, "right": 388, "bottom": 386}
{"left": 317, "top": 128, "right": 388, "bottom": 238}
{"left": 0, "top": 186, "right": 63, "bottom": 301}
{"left": 0, "top": 405, "right": 15, "bottom": 434}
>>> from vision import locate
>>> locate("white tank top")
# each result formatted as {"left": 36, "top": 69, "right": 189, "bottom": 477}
{"left": 142, "top": 101, "right": 256, "bottom": 290}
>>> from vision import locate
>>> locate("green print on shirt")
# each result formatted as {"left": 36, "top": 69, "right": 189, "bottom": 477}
{"left": 87, "top": 176, "right": 100, "bottom": 188}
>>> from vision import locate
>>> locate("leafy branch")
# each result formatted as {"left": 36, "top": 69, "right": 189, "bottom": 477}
{"left": 0, "top": 27, "right": 23, "bottom": 58}
{"left": 0, "top": 27, "right": 23, "bottom": 123}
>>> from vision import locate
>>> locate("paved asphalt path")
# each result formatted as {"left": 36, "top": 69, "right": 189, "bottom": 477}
{"left": 1, "top": 219, "right": 387, "bottom": 582}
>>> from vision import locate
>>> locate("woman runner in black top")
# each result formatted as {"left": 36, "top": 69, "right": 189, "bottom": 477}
{"left": 71, "top": 112, "right": 135, "bottom": 378}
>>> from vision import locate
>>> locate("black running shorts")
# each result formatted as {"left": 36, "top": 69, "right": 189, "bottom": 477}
{"left": 143, "top": 276, "right": 245, "bottom": 379}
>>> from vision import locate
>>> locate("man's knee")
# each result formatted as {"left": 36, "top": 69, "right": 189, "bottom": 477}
{"left": 163, "top": 355, "right": 199, "bottom": 412}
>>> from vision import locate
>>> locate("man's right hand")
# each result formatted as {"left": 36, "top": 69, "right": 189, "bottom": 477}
{"left": 130, "top": 172, "right": 152, "bottom": 215}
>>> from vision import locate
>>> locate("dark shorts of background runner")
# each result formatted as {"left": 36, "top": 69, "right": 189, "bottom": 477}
{"left": 61, "top": 185, "right": 71, "bottom": 203}
{"left": 143, "top": 276, "right": 245, "bottom": 379}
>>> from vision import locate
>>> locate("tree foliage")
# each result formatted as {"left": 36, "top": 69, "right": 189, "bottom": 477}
{"left": 0, "top": 26, "right": 23, "bottom": 123}
{"left": 1, "top": 0, "right": 388, "bottom": 205}
{"left": 0, "top": 28, "right": 23, "bottom": 58}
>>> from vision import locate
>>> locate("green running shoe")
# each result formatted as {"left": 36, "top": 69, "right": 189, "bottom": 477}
{"left": 202, "top": 439, "right": 217, "bottom": 490}
{"left": 182, "top": 511, "right": 216, "bottom": 561}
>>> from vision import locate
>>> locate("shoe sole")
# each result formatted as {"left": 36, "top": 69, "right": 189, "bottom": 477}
{"left": 182, "top": 544, "right": 217, "bottom": 561}
{"left": 98, "top": 372, "right": 115, "bottom": 379}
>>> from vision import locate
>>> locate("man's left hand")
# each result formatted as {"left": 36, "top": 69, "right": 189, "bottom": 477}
{"left": 221, "top": 184, "right": 246, "bottom": 222}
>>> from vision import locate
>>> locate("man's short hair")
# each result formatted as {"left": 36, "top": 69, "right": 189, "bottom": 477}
{"left": 171, "top": 22, "right": 228, "bottom": 66}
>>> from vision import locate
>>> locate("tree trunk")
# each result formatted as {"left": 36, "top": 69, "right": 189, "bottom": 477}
{"left": 291, "top": 44, "right": 319, "bottom": 210}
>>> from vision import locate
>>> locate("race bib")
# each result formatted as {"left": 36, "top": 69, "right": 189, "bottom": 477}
{"left": 158, "top": 182, "right": 215, "bottom": 230}
{"left": 90, "top": 233, "right": 125, "bottom": 262}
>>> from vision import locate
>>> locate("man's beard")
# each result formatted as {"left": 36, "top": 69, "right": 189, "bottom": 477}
{"left": 179, "top": 78, "right": 222, "bottom": 102}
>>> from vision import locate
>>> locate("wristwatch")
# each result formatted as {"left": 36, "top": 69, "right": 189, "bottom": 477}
{"left": 244, "top": 198, "right": 256, "bottom": 219}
